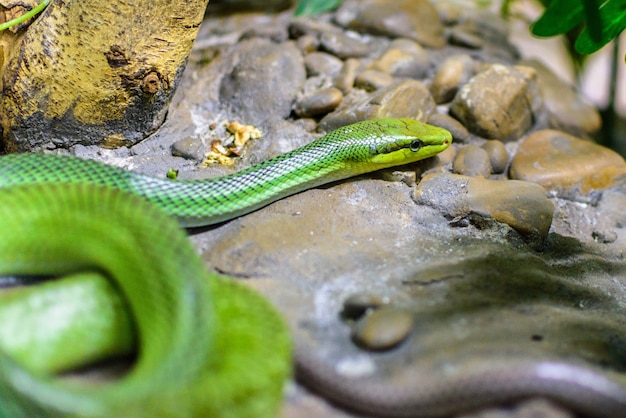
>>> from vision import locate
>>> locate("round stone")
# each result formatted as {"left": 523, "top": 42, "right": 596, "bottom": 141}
{"left": 414, "top": 173, "right": 554, "bottom": 242}
{"left": 304, "top": 52, "right": 343, "bottom": 77}
{"left": 354, "top": 70, "right": 394, "bottom": 91}
{"left": 333, "top": 58, "right": 360, "bottom": 94}
{"left": 429, "top": 54, "right": 474, "bottom": 104}
{"left": 481, "top": 140, "right": 508, "bottom": 174}
{"left": 335, "top": 0, "right": 445, "bottom": 49}
{"left": 368, "top": 45, "right": 429, "bottom": 79}
{"left": 509, "top": 130, "right": 626, "bottom": 196}
{"left": 351, "top": 308, "right": 413, "bottom": 351}
{"left": 453, "top": 145, "right": 492, "bottom": 177}
{"left": 449, "top": 64, "right": 543, "bottom": 141}
{"left": 295, "top": 87, "right": 344, "bottom": 118}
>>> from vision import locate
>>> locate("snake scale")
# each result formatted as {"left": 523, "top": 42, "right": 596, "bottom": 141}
{"left": 2, "top": 117, "right": 624, "bottom": 417}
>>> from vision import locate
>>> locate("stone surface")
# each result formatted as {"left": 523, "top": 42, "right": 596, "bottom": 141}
{"left": 429, "top": 54, "right": 475, "bottom": 104}
{"left": 521, "top": 59, "right": 602, "bottom": 137}
{"left": 452, "top": 145, "right": 492, "bottom": 178}
{"left": 320, "top": 31, "right": 370, "bottom": 59}
{"left": 333, "top": 58, "right": 361, "bottom": 94}
{"left": 414, "top": 173, "right": 554, "bottom": 241}
{"left": 368, "top": 43, "right": 429, "bottom": 79}
{"left": 303, "top": 52, "right": 344, "bottom": 77}
{"left": 450, "top": 64, "right": 543, "bottom": 141}
{"left": 219, "top": 38, "right": 306, "bottom": 124}
{"left": 481, "top": 140, "right": 508, "bottom": 174}
{"left": 295, "top": 87, "right": 344, "bottom": 118}
{"left": 509, "top": 130, "right": 626, "bottom": 198}
{"left": 319, "top": 80, "right": 436, "bottom": 131}
{"left": 335, "top": 0, "right": 446, "bottom": 48}
{"left": 354, "top": 70, "right": 394, "bottom": 92}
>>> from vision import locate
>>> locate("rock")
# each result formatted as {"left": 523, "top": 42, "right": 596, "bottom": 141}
{"left": 414, "top": 173, "right": 554, "bottom": 240}
{"left": 335, "top": 0, "right": 446, "bottom": 49}
{"left": 320, "top": 80, "right": 436, "bottom": 131}
{"left": 520, "top": 59, "right": 602, "bottom": 137}
{"left": 333, "top": 58, "right": 361, "bottom": 94}
{"left": 219, "top": 38, "right": 306, "bottom": 124}
{"left": 239, "top": 23, "right": 288, "bottom": 43}
{"left": 429, "top": 54, "right": 475, "bottom": 104}
{"left": 481, "top": 140, "right": 508, "bottom": 174}
{"left": 171, "top": 136, "right": 206, "bottom": 161}
{"left": 341, "top": 293, "right": 387, "bottom": 321}
{"left": 319, "top": 31, "right": 370, "bottom": 59}
{"left": 295, "top": 34, "right": 320, "bottom": 54}
{"left": 447, "top": 27, "right": 484, "bottom": 49}
{"left": 509, "top": 130, "right": 626, "bottom": 197}
{"left": 368, "top": 42, "right": 429, "bottom": 79}
{"left": 428, "top": 113, "right": 470, "bottom": 143}
{"left": 351, "top": 308, "right": 413, "bottom": 351}
{"left": 295, "top": 87, "right": 344, "bottom": 118}
{"left": 453, "top": 145, "right": 492, "bottom": 178}
{"left": 354, "top": 70, "right": 394, "bottom": 92}
{"left": 303, "top": 52, "right": 344, "bottom": 77}
{"left": 450, "top": 64, "right": 543, "bottom": 141}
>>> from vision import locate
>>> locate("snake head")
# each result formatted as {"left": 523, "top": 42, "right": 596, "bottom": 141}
{"left": 367, "top": 118, "right": 452, "bottom": 166}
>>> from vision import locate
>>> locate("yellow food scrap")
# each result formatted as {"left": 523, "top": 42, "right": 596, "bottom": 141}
{"left": 202, "top": 121, "right": 263, "bottom": 167}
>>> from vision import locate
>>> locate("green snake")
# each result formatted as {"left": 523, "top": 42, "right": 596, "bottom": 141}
{"left": 0, "top": 118, "right": 452, "bottom": 417}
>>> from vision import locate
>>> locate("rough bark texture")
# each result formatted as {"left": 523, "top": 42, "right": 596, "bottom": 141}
{"left": 0, "top": 0, "right": 210, "bottom": 152}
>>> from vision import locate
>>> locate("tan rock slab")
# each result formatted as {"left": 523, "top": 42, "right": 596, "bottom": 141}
{"left": 509, "top": 130, "right": 626, "bottom": 195}
{"left": 414, "top": 173, "right": 554, "bottom": 239}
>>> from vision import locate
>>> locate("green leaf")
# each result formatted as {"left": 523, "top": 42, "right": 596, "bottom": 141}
{"left": 531, "top": 0, "right": 585, "bottom": 37}
{"left": 294, "top": 0, "right": 343, "bottom": 16}
{"left": 576, "top": 0, "right": 626, "bottom": 53}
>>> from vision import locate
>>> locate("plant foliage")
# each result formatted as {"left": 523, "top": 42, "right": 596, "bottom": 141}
{"left": 531, "top": 0, "right": 626, "bottom": 54}
{"left": 294, "top": 0, "right": 343, "bottom": 16}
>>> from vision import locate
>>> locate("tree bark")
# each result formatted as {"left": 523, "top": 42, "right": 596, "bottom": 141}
{"left": 1, "top": 0, "right": 210, "bottom": 152}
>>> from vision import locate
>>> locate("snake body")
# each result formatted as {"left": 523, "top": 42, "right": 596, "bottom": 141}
{"left": 0, "top": 119, "right": 451, "bottom": 416}
{"left": 0, "top": 118, "right": 451, "bottom": 227}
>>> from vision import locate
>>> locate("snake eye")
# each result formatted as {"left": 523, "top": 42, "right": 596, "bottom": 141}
{"left": 409, "top": 139, "right": 423, "bottom": 152}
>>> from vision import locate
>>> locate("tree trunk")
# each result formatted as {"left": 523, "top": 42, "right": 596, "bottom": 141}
{"left": 1, "top": 0, "right": 210, "bottom": 152}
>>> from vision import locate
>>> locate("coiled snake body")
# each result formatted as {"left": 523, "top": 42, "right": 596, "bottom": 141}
{"left": 0, "top": 119, "right": 451, "bottom": 416}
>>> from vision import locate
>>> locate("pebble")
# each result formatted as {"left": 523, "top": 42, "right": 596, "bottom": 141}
{"left": 333, "top": 58, "right": 360, "bottom": 94}
{"left": 509, "top": 130, "right": 626, "bottom": 196}
{"left": 319, "top": 31, "right": 370, "bottom": 59}
{"left": 414, "top": 173, "right": 554, "bottom": 241}
{"left": 447, "top": 27, "right": 484, "bottom": 49}
{"left": 295, "top": 87, "right": 344, "bottom": 118}
{"left": 351, "top": 307, "right": 413, "bottom": 351}
{"left": 481, "top": 140, "right": 508, "bottom": 174}
{"left": 428, "top": 113, "right": 470, "bottom": 143}
{"left": 520, "top": 59, "right": 602, "bottom": 136}
{"left": 354, "top": 70, "right": 394, "bottom": 91}
{"left": 219, "top": 38, "right": 305, "bottom": 124}
{"left": 341, "top": 293, "right": 386, "bottom": 321}
{"left": 429, "top": 54, "right": 475, "bottom": 104}
{"left": 335, "top": 0, "right": 446, "bottom": 49}
{"left": 170, "top": 136, "right": 205, "bottom": 162}
{"left": 303, "top": 52, "right": 344, "bottom": 77}
{"left": 295, "top": 34, "right": 320, "bottom": 54}
{"left": 450, "top": 64, "right": 543, "bottom": 141}
{"left": 368, "top": 44, "right": 429, "bottom": 79}
{"left": 452, "top": 145, "right": 492, "bottom": 178}
{"left": 319, "top": 79, "right": 436, "bottom": 131}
